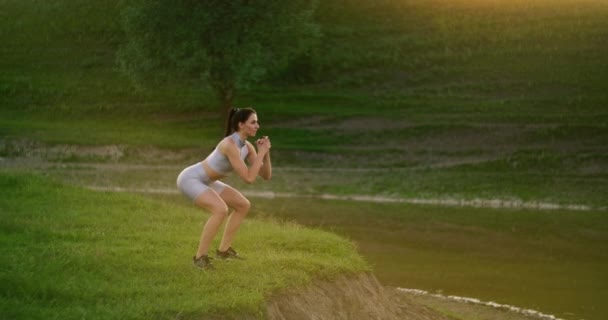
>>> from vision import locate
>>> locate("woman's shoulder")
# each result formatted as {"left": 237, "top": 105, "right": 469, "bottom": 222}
{"left": 215, "top": 136, "right": 229, "bottom": 150}
{"left": 217, "top": 136, "right": 242, "bottom": 153}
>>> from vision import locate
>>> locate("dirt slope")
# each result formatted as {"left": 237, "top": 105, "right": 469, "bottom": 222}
{"left": 266, "top": 273, "right": 450, "bottom": 320}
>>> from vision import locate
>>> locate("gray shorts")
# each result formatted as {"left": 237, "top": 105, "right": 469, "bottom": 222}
{"left": 176, "top": 163, "right": 228, "bottom": 202}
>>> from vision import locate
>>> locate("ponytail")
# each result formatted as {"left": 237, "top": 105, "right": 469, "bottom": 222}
{"left": 224, "top": 107, "right": 256, "bottom": 137}
{"left": 225, "top": 108, "right": 239, "bottom": 137}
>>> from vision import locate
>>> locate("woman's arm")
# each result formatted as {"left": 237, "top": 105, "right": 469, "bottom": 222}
{"left": 253, "top": 136, "right": 272, "bottom": 180}
{"left": 259, "top": 148, "right": 272, "bottom": 180}
{"left": 225, "top": 140, "right": 268, "bottom": 184}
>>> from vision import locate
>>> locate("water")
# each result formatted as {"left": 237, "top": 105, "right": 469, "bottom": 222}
{"left": 250, "top": 196, "right": 608, "bottom": 320}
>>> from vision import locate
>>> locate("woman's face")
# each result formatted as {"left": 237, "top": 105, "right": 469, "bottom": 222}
{"left": 239, "top": 113, "right": 259, "bottom": 137}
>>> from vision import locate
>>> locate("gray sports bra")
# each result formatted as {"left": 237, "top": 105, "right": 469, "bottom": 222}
{"left": 206, "top": 132, "right": 249, "bottom": 175}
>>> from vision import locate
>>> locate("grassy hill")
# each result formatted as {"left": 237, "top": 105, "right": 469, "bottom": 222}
{"left": 2, "top": 1, "right": 607, "bottom": 210}
{"left": 3, "top": 0, "right": 607, "bottom": 120}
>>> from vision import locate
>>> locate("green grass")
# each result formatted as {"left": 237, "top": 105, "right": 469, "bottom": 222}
{"left": 3, "top": 0, "right": 607, "bottom": 119}
{"left": 0, "top": 109, "right": 221, "bottom": 148}
{"left": 0, "top": 172, "right": 368, "bottom": 319}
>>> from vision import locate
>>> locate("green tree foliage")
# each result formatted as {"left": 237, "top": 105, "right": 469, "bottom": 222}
{"left": 117, "top": 0, "right": 320, "bottom": 113}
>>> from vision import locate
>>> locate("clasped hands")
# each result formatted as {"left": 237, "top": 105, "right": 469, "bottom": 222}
{"left": 256, "top": 136, "right": 271, "bottom": 152}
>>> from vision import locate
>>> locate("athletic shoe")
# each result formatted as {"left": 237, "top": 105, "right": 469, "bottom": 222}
{"left": 216, "top": 247, "right": 245, "bottom": 260}
{"left": 193, "top": 254, "right": 214, "bottom": 270}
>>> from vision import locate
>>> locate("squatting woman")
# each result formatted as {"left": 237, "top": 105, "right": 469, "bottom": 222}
{"left": 176, "top": 108, "right": 272, "bottom": 270}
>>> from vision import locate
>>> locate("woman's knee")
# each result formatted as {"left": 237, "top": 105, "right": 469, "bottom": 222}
{"left": 243, "top": 198, "right": 251, "bottom": 212}
{"left": 211, "top": 204, "right": 229, "bottom": 218}
{"left": 237, "top": 198, "right": 251, "bottom": 214}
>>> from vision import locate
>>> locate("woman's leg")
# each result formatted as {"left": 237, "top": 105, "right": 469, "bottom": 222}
{"left": 217, "top": 186, "right": 251, "bottom": 252}
{"left": 193, "top": 190, "right": 229, "bottom": 258}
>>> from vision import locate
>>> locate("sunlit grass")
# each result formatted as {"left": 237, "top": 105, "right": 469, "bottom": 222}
{"left": 0, "top": 172, "right": 368, "bottom": 319}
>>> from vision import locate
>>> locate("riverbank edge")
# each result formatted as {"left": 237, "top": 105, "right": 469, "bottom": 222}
{"left": 265, "top": 272, "right": 449, "bottom": 320}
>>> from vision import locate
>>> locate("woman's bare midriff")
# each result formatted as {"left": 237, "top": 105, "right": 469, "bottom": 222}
{"left": 201, "top": 160, "right": 225, "bottom": 181}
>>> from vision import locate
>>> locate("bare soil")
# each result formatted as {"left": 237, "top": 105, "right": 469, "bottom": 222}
{"left": 266, "top": 273, "right": 451, "bottom": 320}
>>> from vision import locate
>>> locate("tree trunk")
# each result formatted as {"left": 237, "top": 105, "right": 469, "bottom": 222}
{"left": 216, "top": 84, "right": 235, "bottom": 137}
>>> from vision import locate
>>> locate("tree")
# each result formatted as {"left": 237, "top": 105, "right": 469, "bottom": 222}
{"left": 117, "top": 0, "right": 320, "bottom": 118}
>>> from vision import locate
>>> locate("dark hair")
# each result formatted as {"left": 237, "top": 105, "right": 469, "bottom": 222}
{"left": 225, "top": 107, "right": 256, "bottom": 137}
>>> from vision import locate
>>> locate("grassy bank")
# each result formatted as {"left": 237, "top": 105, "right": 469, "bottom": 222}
{"left": 0, "top": 172, "right": 368, "bottom": 319}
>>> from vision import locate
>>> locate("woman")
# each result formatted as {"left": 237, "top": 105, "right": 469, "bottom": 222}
{"left": 177, "top": 107, "right": 272, "bottom": 270}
